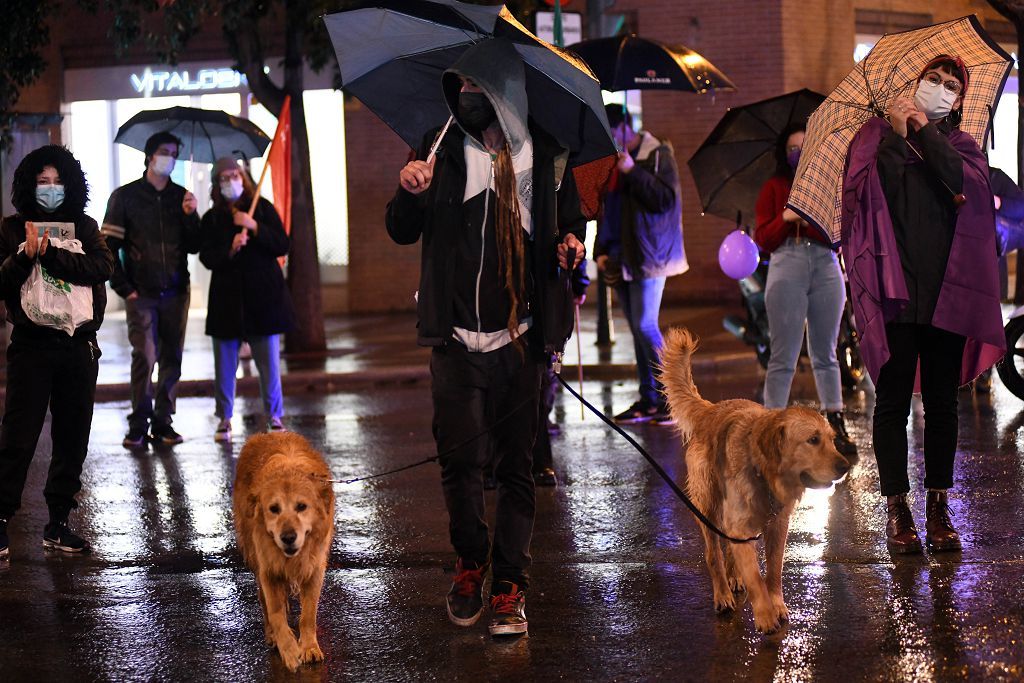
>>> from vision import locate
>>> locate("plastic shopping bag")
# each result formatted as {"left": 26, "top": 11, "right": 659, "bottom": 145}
{"left": 19, "top": 237, "right": 94, "bottom": 336}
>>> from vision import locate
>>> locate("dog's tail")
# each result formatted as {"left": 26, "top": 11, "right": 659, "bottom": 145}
{"left": 658, "top": 327, "right": 713, "bottom": 440}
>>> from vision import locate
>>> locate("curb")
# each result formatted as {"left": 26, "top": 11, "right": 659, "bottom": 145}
{"left": 82, "top": 351, "right": 761, "bottom": 403}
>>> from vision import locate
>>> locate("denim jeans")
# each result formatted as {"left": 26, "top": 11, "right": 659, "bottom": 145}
{"left": 212, "top": 335, "right": 283, "bottom": 420}
{"left": 763, "top": 239, "right": 845, "bottom": 410}
{"left": 430, "top": 341, "right": 542, "bottom": 589}
{"left": 616, "top": 276, "right": 667, "bottom": 406}
{"left": 126, "top": 291, "right": 189, "bottom": 430}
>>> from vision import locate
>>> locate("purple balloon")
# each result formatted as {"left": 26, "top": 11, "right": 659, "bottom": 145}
{"left": 718, "top": 230, "right": 760, "bottom": 279}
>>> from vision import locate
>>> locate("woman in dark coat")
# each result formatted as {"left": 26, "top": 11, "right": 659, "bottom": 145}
{"left": 199, "top": 158, "right": 295, "bottom": 442}
{"left": 0, "top": 145, "right": 114, "bottom": 557}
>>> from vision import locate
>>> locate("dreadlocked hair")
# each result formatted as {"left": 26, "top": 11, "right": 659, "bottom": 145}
{"left": 493, "top": 142, "right": 527, "bottom": 345}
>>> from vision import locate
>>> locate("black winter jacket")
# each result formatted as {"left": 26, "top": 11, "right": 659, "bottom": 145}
{"left": 386, "top": 124, "right": 587, "bottom": 355}
{"left": 102, "top": 176, "right": 201, "bottom": 298}
{"left": 199, "top": 196, "right": 295, "bottom": 339}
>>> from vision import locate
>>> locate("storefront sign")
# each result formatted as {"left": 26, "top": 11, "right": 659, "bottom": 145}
{"left": 535, "top": 11, "right": 582, "bottom": 46}
{"left": 129, "top": 67, "right": 245, "bottom": 95}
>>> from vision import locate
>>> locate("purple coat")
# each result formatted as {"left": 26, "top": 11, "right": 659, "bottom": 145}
{"left": 841, "top": 116, "right": 1005, "bottom": 386}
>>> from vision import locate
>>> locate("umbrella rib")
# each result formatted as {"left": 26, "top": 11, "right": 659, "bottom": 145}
{"left": 200, "top": 120, "right": 216, "bottom": 162}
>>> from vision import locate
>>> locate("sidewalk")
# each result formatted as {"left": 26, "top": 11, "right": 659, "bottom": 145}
{"left": 15, "top": 302, "right": 761, "bottom": 402}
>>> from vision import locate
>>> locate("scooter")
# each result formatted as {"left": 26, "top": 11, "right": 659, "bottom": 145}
{"left": 723, "top": 258, "right": 866, "bottom": 389}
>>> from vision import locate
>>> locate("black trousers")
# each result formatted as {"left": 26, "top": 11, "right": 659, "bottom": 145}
{"left": 872, "top": 323, "right": 966, "bottom": 496}
{"left": 0, "top": 327, "right": 99, "bottom": 520}
{"left": 125, "top": 290, "right": 189, "bottom": 430}
{"left": 431, "top": 341, "right": 542, "bottom": 589}
{"left": 531, "top": 362, "right": 559, "bottom": 472}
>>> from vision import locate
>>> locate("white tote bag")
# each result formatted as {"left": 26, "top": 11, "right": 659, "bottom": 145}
{"left": 19, "top": 238, "right": 94, "bottom": 336}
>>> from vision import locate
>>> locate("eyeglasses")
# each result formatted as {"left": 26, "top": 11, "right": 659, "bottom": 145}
{"left": 922, "top": 72, "right": 962, "bottom": 96}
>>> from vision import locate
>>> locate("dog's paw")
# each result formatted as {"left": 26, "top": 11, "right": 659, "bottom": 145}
{"left": 300, "top": 641, "right": 324, "bottom": 664}
{"left": 728, "top": 575, "right": 746, "bottom": 594}
{"left": 277, "top": 640, "right": 303, "bottom": 672}
{"left": 770, "top": 594, "right": 789, "bottom": 624}
{"left": 753, "top": 605, "right": 782, "bottom": 634}
{"left": 713, "top": 590, "right": 737, "bottom": 614}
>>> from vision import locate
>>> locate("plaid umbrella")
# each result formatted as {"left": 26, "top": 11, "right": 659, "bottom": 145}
{"left": 787, "top": 15, "right": 1013, "bottom": 244}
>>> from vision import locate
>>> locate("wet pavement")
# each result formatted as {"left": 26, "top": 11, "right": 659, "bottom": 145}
{"left": 2, "top": 350, "right": 1024, "bottom": 681}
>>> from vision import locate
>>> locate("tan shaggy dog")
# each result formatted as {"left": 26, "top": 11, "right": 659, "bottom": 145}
{"left": 233, "top": 432, "right": 335, "bottom": 671}
{"left": 658, "top": 328, "right": 850, "bottom": 634}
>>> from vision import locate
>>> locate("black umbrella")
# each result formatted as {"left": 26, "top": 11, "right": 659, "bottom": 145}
{"left": 566, "top": 34, "right": 736, "bottom": 93}
{"left": 687, "top": 89, "right": 825, "bottom": 225}
{"left": 323, "top": 0, "right": 615, "bottom": 166}
{"left": 114, "top": 106, "right": 271, "bottom": 164}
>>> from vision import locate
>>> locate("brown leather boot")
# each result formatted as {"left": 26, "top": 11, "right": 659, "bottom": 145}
{"left": 925, "top": 490, "right": 962, "bottom": 552}
{"left": 885, "top": 494, "right": 922, "bottom": 554}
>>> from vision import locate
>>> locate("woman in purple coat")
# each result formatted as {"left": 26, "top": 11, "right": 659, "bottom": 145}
{"left": 842, "top": 55, "right": 1005, "bottom": 555}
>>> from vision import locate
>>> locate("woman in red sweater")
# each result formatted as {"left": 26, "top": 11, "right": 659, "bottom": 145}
{"left": 754, "top": 123, "right": 857, "bottom": 457}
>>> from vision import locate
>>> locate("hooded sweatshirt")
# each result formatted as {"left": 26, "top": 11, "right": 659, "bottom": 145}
{"left": 441, "top": 39, "right": 535, "bottom": 352}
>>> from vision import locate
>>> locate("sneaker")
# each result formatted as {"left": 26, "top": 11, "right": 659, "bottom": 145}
{"left": 214, "top": 419, "right": 232, "bottom": 443}
{"left": 533, "top": 467, "right": 558, "bottom": 487}
{"left": 0, "top": 517, "right": 9, "bottom": 559}
{"left": 446, "top": 558, "right": 486, "bottom": 627}
{"left": 122, "top": 426, "right": 148, "bottom": 449}
{"left": 651, "top": 405, "right": 676, "bottom": 427}
{"left": 489, "top": 581, "right": 528, "bottom": 636}
{"left": 268, "top": 417, "right": 286, "bottom": 433}
{"left": 42, "top": 520, "right": 89, "bottom": 553}
{"left": 150, "top": 424, "right": 184, "bottom": 445}
{"left": 613, "top": 400, "right": 658, "bottom": 424}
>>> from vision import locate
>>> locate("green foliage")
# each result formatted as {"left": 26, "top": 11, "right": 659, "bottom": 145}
{"left": 0, "top": 0, "right": 55, "bottom": 114}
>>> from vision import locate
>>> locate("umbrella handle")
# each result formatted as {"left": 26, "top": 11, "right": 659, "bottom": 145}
{"left": 426, "top": 115, "right": 454, "bottom": 164}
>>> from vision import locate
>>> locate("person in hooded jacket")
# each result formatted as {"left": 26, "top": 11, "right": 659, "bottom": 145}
{"left": 199, "top": 158, "right": 295, "bottom": 442}
{"left": 595, "top": 105, "right": 688, "bottom": 425}
{"left": 386, "top": 38, "right": 586, "bottom": 638}
{"left": 0, "top": 145, "right": 114, "bottom": 558}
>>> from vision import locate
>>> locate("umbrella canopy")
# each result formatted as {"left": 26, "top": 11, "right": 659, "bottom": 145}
{"left": 114, "top": 106, "right": 271, "bottom": 164}
{"left": 324, "top": 0, "right": 615, "bottom": 167}
{"left": 787, "top": 15, "right": 1013, "bottom": 244}
{"left": 688, "top": 89, "right": 825, "bottom": 224}
{"left": 566, "top": 34, "right": 735, "bottom": 93}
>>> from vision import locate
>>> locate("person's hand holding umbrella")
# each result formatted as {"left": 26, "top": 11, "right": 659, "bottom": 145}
{"left": 182, "top": 190, "right": 197, "bottom": 216}
{"left": 616, "top": 151, "right": 635, "bottom": 174}
{"left": 399, "top": 158, "right": 436, "bottom": 195}
{"left": 558, "top": 233, "right": 585, "bottom": 270}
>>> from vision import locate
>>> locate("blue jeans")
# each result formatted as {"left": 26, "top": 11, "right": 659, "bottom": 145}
{"left": 616, "top": 277, "right": 666, "bottom": 406}
{"left": 763, "top": 239, "right": 845, "bottom": 411}
{"left": 212, "top": 335, "right": 283, "bottom": 419}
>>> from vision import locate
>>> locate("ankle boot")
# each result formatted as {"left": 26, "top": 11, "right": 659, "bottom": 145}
{"left": 925, "top": 490, "right": 962, "bottom": 552}
{"left": 826, "top": 411, "right": 858, "bottom": 459}
{"left": 885, "top": 494, "right": 922, "bottom": 554}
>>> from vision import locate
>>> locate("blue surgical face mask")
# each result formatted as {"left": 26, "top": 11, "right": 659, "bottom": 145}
{"left": 151, "top": 154, "right": 176, "bottom": 176}
{"left": 786, "top": 148, "right": 801, "bottom": 170}
{"left": 36, "top": 184, "right": 65, "bottom": 213}
{"left": 219, "top": 178, "right": 244, "bottom": 201}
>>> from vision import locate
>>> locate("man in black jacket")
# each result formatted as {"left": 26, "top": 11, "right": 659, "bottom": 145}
{"left": 386, "top": 38, "right": 585, "bottom": 638}
{"left": 102, "top": 132, "right": 200, "bottom": 447}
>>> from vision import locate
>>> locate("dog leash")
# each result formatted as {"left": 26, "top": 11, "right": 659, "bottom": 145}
{"left": 324, "top": 393, "right": 536, "bottom": 486}
{"left": 555, "top": 374, "right": 761, "bottom": 544}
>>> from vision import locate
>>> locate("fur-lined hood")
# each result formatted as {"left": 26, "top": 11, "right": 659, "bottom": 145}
{"left": 10, "top": 145, "right": 90, "bottom": 220}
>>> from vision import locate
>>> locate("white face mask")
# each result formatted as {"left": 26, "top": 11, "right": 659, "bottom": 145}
{"left": 151, "top": 154, "right": 176, "bottom": 176}
{"left": 914, "top": 78, "right": 959, "bottom": 121}
{"left": 219, "top": 178, "right": 244, "bottom": 201}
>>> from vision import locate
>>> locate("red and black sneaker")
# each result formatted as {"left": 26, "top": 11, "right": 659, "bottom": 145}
{"left": 446, "top": 558, "right": 486, "bottom": 626}
{"left": 488, "top": 580, "right": 527, "bottom": 636}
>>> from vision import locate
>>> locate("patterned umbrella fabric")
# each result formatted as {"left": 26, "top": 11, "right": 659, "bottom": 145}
{"left": 787, "top": 15, "right": 1013, "bottom": 244}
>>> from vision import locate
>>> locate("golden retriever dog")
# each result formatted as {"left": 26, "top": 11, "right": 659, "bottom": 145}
{"left": 658, "top": 328, "right": 850, "bottom": 634}
{"left": 233, "top": 432, "right": 335, "bottom": 670}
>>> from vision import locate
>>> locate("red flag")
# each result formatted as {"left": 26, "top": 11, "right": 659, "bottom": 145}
{"left": 267, "top": 95, "right": 292, "bottom": 234}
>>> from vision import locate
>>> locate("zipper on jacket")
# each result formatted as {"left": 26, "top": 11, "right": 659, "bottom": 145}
{"left": 473, "top": 159, "right": 494, "bottom": 352}
{"left": 158, "top": 193, "right": 168, "bottom": 291}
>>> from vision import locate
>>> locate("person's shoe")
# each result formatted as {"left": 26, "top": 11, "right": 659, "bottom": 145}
{"left": 122, "top": 426, "right": 148, "bottom": 449}
{"left": 925, "top": 490, "right": 962, "bottom": 552}
{"left": 446, "top": 558, "right": 486, "bottom": 627}
{"left": 546, "top": 419, "right": 561, "bottom": 436}
{"left": 0, "top": 517, "right": 9, "bottom": 560}
{"left": 42, "top": 520, "right": 90, "bottom": 553}
{"left": 267, "top": 417, "right": 286, "bottom": 433}
{"left": 214, "top": 419, "right": 232, "bottom": 443}
{"left": 533, "top": 467, "right": 558, "bottom": 487}
{"left": 489, "top": 581, "right": 528, "bottom": 636}
{"left": 150, "top": 424, "right": 184, "bottom": 445}
{"left": 826, "top": 411, "right": 858, "bottom": 459}
{"left": 885, "top": 494, "right": 922, "bottom": 554}
{"left": 651, "top": 404, "right": 676, "bottom": 427}
{"left": 613, "top": 400, "right": 658, "bottom": 424}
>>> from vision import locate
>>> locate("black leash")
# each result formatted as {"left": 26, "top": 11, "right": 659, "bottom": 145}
{"left": 328, "top": 393, "right": 536, "bottom": 485}
{"left": 555, "top": 374, "right": 761, "bottom": 544}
